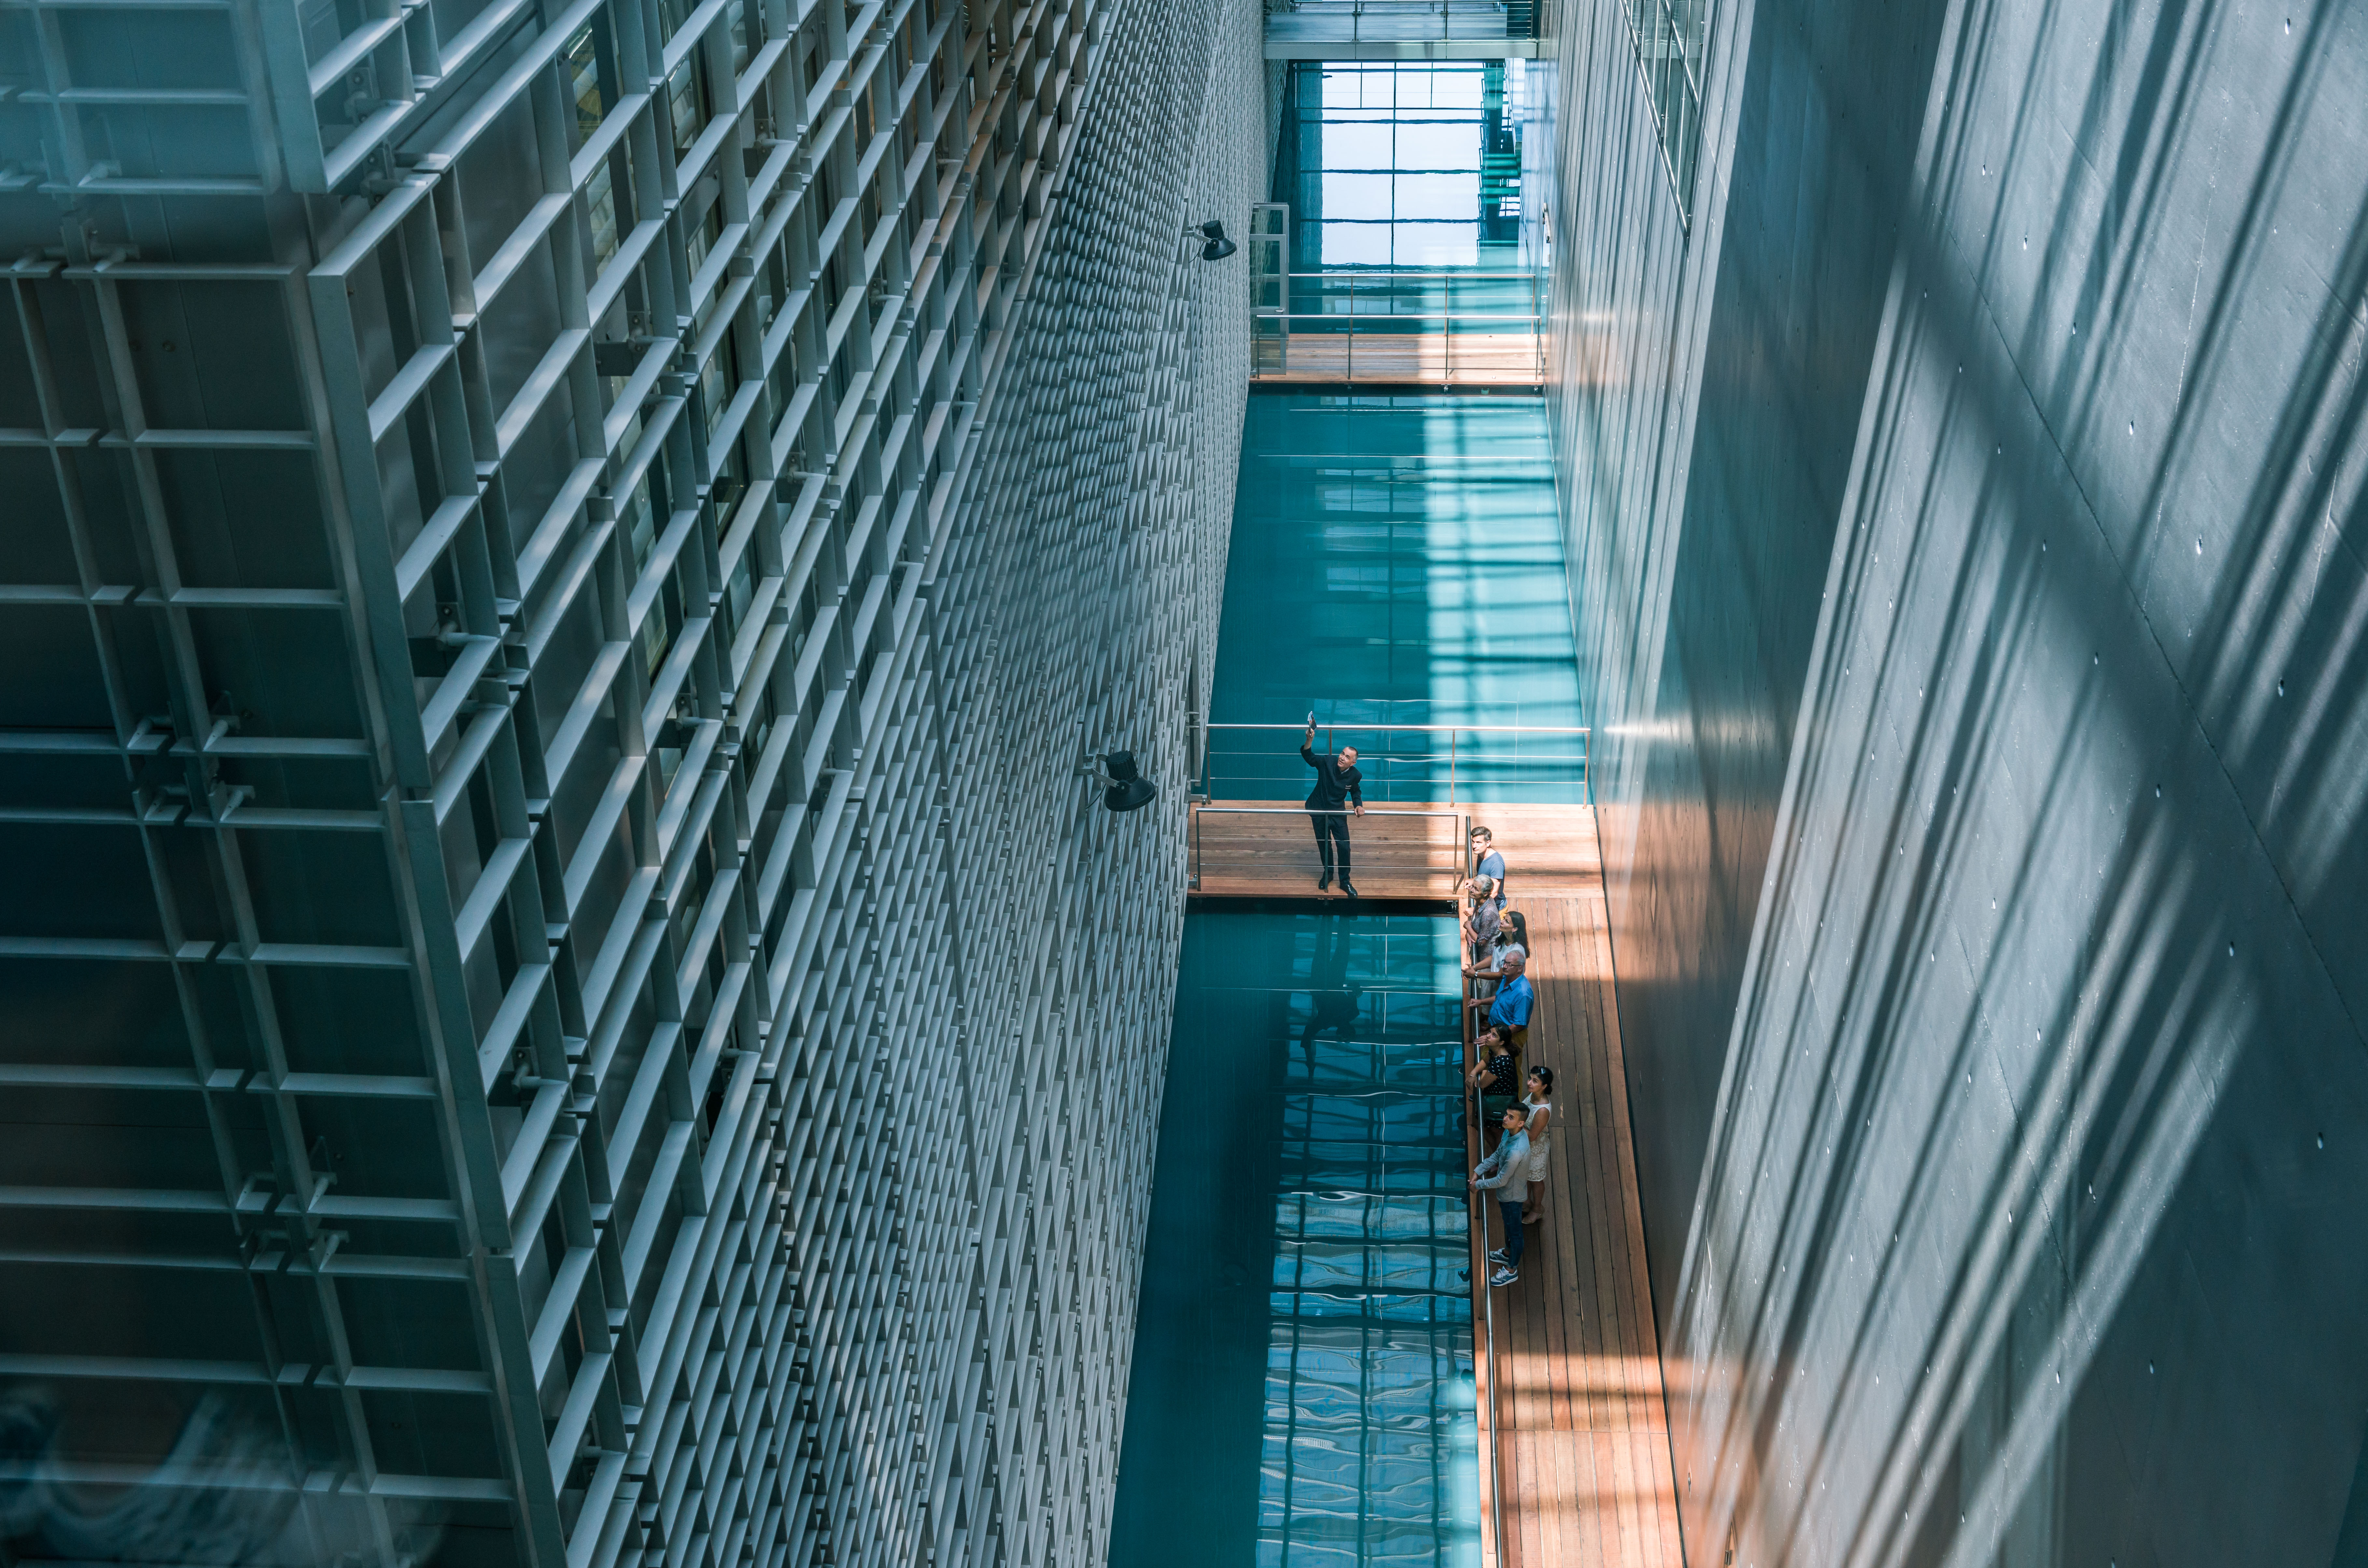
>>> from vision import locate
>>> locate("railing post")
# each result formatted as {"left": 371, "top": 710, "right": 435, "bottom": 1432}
{"left": 1532, "top": 267, "right": 1543, "bottom": 383}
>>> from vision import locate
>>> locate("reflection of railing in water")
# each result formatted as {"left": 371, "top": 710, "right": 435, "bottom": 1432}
{"left": 1198, "top": 721, "right": 1590, "bottom": 806}
{"left": 1250, "top": 272, "right": 1545, "bottom": 386}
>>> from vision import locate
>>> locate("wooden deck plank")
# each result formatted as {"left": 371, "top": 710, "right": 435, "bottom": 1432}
{"left": 1187, "top": 799, "right": 1602, "bottom": 903}
{"left": 1573, "top": 1433, "right": 1605, "bottom": 1568}
{"left": 1595, "top": 903, "right": 1670, "bottom": 1373}
{"left": 1574, "top": 912, "right": 1636, "bottom": 1413}
{"left": 1550, "top": 995, "right": 1611, "bottom": 1437}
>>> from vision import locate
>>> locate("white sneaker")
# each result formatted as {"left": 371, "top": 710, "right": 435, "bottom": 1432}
{"left": 1489, "top": 1265, "right": 1519, "bottom": 1287}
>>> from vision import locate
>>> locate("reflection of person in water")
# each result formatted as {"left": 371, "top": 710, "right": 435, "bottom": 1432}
{"left": 1300, "top": 916, "right": 1363, "bottom": 1067}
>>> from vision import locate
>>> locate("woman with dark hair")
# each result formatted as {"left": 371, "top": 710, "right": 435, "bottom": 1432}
{"left": 1520, "top": 1064, "right": 1555, "bottom": 1226}
{"left": 1462, "top": 908, "right": 1528, "bottom": 987}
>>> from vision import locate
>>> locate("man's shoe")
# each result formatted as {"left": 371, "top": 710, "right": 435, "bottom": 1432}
{"left": 1317, "top": 871, "right": 1332, "bottom": 892}
{"left": 1340, "top": 878, "right": 1359, "bottom": 899}
{"left": 1486, "top": 1248, "right": 1511, "bottom": 1266}
{"left": 1489, "top": 1265, "right": 1520, "bottom": 1288}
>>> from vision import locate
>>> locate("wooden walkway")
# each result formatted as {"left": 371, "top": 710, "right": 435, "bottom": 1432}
{"left": 1250, "top": 331, "right": 1544, "bottom": 386}
{"left": 1187, "top": 799, "right": 1601, "bottom": 902}
{"left": 1468, "top": 892, "right": 1684, "bottom": 1568}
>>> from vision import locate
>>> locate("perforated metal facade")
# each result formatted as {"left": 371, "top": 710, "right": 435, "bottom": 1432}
{"left": 0, "top": 0, "right": 1258, "bottom": 1561}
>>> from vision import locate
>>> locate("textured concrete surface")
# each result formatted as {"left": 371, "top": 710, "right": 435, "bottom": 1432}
{"left": 1535, "top": 0, "right": 2368, "bottom": 1562}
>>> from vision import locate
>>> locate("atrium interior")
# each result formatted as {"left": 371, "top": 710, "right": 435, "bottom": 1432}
{"left": 0, "top": 0, "right": 2364, "bottom": 1567}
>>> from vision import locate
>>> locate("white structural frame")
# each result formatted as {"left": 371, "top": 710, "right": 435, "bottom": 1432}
{"left": 0, "top": 0, "right": 1261, "bottom": 1562}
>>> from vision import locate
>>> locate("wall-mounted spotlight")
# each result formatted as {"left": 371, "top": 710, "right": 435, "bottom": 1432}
{"left": 1081, "top": 750, "right": 1158, "bottom": 813}
{"left": 1190, "top": 221, "right": 1237, "bottom": 261}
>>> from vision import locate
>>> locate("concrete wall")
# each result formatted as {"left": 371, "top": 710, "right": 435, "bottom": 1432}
{"left": 1539, "top": 0, "right": 2368, "bottom": 1561}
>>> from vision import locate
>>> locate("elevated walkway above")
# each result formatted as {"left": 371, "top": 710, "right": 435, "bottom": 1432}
{"left": 1262, "top": 0, "right": 1543, "bottom": 57}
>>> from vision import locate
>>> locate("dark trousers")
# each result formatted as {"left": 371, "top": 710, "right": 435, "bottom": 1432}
{"left": 1499, "top": 1200, "right": 1524, "bottom": 1266}
{"left": 1307, "top": 807, "right": 1352, "bottom": 876}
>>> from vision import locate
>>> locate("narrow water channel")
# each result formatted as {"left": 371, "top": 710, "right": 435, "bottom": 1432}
{"left": 1109, "top": 911, "right": 1477, "bottom": 1567}
{"left": 1113, "top": 381, "right": 1578, "bottom": 1561}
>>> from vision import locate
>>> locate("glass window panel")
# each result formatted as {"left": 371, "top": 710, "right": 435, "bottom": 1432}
{"left": 1320, "top": 171, "right": 1395, "bottom": 220}
{"left": 1320, "top": 223, "right": 1395, "bottom": 265}
{"left": 1322, "top": 66, "right": 1394, "bottom": 109}
{"left": 1394, "top": 223, "right": 1478, "bottom": 267}
{"left": 587, "top": 160, "right": 620, "bottom": 269}
{"left": 1393, "top": 121, "right": 1481, "bottom": 170}
{"left": 1319, "top": 121, "right": 1397, "bottom": 168}
{"left": 1623, "top": 0, "right": 1716, "bottom": 223}
{"left": 1393, "top": 170, "right": 1479, "bottom": 219}
{"left": 1416, "top": 67, "right": 1486, "bottom": 110}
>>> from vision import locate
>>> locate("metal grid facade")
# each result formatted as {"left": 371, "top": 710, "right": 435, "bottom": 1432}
{"left": 0, "top": 0, "right": 1258, "bottom": 1561}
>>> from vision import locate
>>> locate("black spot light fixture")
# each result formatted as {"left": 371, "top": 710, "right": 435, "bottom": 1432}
{"left": 1190, "top": 221, "right": 1237, "bottom": 261}
{"left": 1081, "top": 749, "right": 1158, "bottom": 812}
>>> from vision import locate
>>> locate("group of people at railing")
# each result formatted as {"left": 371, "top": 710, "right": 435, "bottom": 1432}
{"left": 1293, "top": 729, "right": 1552, "bottom": 1287}
{"left": 1458, "top": 831, "right": 1549, "bottom": 1288}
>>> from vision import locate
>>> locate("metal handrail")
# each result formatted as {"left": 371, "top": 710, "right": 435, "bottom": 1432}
{"left": 1265, "top": 312, "right": 1544, "bottom": 323}
{"left": 1207, "top": 722, "right": 1591, "bottom": 733}
{"left": 1468, "top": 967, "right": 1506, "bottom": 1566}
{"left": 1186, "top": 804, "right": 1466, "bottom": 891}
{"left": 1268, "top": 270, "right": 1544, "bottom": 279}
{"left": 1198, "top": 721, "right": 1591, "bottom": 805}
{"left": 1262, "top": 0, "right": 1541, "bottom": 43}
{"left": 1251, "top": 270, "right": 1546, "bottom": 384}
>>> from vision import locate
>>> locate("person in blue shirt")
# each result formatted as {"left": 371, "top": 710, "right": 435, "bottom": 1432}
{"left": 1464, "top": 948, "right": 1532, "bottom": 1126}
{"left": 1469, "top": 825, "right": 1506, "bottom": 900}
{"left": 1482, "top": 949, "right": 1532, "bottom": 1038}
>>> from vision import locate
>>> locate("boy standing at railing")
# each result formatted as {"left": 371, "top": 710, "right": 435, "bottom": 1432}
{"left": 1469, "top": 825, "right": 1506, "bottom": 899}
{"left": 1471, "top": 1104, "right": 1531, "bottom": 1288}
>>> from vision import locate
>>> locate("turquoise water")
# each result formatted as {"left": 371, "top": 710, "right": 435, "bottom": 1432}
{"left": 1207, "top": 393, "right": 1582, "bottom": 802}
{"left": 1109, "top": 912, "right": 1476, "bottom": 1568}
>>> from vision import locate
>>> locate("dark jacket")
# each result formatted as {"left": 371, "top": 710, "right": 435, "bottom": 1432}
{"left": 1301, "top": 743, "right": 1364, "bottom": 811}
